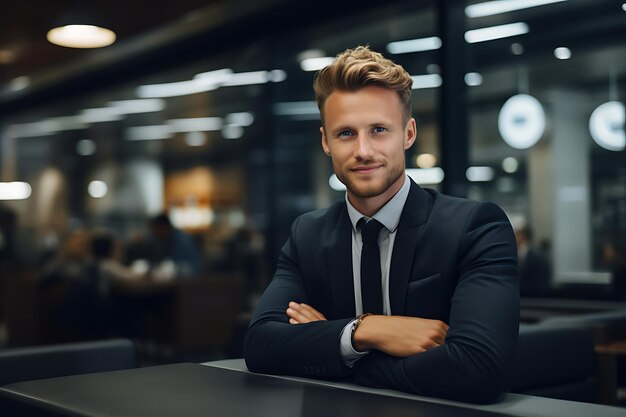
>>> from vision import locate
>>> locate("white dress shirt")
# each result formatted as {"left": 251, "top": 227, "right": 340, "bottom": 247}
{"left": 339, "top": 174, "right": 411, "bottom": 366}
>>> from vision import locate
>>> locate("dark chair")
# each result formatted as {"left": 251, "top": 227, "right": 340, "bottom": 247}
{"left": 511, "top": 323, "right": 598, "bottom": 403}
{"left": 0, "top": 338, "right": 138, "bottom": 386}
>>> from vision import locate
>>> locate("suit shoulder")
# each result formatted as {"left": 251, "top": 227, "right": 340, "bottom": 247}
{"left": 426, "top": 188, "right": 508, "bottom": 222}
{"left": 293, "top": 200, "right": 346, "bottom": 232}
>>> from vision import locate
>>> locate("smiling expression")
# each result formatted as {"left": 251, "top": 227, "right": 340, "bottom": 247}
{"left": 321, "top": 85, "right": 416, "bottom": 215}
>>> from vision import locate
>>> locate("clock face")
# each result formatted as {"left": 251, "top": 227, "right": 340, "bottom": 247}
{"left": 589, "top": 101, "right": 625, "bottom": 152}
{"left": 498, "top": 94, "right": 546, "bottom": 150}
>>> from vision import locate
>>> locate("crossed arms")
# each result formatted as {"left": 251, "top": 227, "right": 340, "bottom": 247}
{"left": 244, "top": 201, "right": 519, "bottom": 404}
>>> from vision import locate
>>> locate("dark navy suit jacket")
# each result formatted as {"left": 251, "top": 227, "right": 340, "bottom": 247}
{"left": 244, "top": 180, "right": 519, "bottom": 404}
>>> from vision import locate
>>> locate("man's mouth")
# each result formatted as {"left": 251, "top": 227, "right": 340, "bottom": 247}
{"left": 351, "top": 164, "right": 382, "bottom": 174}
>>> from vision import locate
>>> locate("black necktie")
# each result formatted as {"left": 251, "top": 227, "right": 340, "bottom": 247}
{"left": 359, "top": 218, "right": 384, "bottom": 315}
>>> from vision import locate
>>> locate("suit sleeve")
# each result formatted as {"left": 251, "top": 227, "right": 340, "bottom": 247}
{"left": 353, "top": 202, "right": 520, "bottom": 404}
{"left": 244, "top": 216, "right": 353, "bottom": 378}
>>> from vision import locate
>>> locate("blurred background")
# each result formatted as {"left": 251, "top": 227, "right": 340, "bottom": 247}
{"left": 0, "top": 0, "right": 625, "bottom": 396}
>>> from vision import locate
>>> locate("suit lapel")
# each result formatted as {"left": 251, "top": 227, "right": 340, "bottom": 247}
{"left": 389, "top": 180, "right": 432, "bottom": 315}
{"left": 324, "top": 207, "right": 357, "bottom": 319}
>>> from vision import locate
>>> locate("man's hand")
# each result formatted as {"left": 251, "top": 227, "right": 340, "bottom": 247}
{"left": 286, "top": 301, "right": 327, "bottom": 324}
{"left": 354, "top": 315, "right": 448, "bottom": 357}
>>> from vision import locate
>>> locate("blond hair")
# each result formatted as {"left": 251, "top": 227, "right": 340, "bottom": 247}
{"left": 313, "top": 46, "right": 413, "bottom": 123}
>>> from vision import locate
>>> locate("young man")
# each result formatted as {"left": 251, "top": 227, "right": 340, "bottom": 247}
{"left": 244, "top": 46, "right": 519, "bottom": 404}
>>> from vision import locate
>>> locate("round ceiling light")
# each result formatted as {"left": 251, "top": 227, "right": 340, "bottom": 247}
{"left": 498, "top": 94, "right": 546, "bottom": 149}
{"left": 589, "top": 101, "right": 625, "bottom": 151}
{"left": 47, "top": 25, "right": 116, "bottom": 48}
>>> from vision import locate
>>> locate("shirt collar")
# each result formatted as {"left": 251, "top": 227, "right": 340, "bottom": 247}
{"left": 346, "top": 173, "right": 411, "bottom": 233}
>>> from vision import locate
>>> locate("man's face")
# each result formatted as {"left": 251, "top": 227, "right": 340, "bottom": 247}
{"left": 321, "top": 86, "right": 416, "bottom": 208}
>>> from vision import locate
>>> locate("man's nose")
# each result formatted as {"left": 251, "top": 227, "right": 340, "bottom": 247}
{"left": 353, "top": 133, "right": 374, "bottom": 159}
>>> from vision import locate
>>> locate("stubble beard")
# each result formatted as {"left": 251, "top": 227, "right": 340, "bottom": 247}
{"left": 340, "top": 163, "right": 405, "bottom": 199}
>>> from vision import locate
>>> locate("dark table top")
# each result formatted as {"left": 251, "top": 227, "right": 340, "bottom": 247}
{"left": 1, "top": 360, "right": 625, "bottom": 417}
{"left": 0, "top": 363, "right": 508, "bottom": 417}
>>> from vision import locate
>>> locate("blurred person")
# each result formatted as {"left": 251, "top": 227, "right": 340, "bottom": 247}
{"left": 41, "top": 229, "right": 92, "bottom": 286}
{"left": 244, "top": 46, "right": 519, "bottom": 404}
{"left": 515, "top": 226, "right": 551, "bottom": 297}
{"left": 149, "top": 213, "right": 202, "bottom": 278}
{"left": 91, "top": 230, "right": 146, "bottom": 295}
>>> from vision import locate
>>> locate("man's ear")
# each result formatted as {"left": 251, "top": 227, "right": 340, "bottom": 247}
{"left": 321, "top": 127, "right": 331, "bottom": 156}
{"left": 404, "top": 118, "right": 417, "bottom": 150}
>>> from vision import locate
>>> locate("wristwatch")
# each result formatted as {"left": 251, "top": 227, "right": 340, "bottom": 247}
{"left": 350, "top": 313, "right": 371, "bottom": 350}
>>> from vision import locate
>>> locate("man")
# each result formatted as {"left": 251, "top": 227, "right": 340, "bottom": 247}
{"left": 244, "top": 46, "right": 519, "bottom": 404}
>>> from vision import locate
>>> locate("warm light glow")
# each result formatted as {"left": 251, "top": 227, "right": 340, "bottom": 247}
{"left": 88, "top": 180, "right": 108, "bottom": 198}
{"left": 416, "top": 153, "right": 437, "bottom": 168}
{"left": 465, "top": 22, "right": 529, "bottom": 43}
{"left": 498, "top": 94, "right": 545, "bottom": 149}
{"left": 466, "top": 166, "right": 495, "bottom": 182}
{"left": 47, "top": 25, "right": 116, "bottom": 48}
{"left": 387, "top": 37, "right": 442, "bottom": 54}
{"left": 466, "top": 0, "right": 567, "bottom": 18}
{"left": 0, "top": 182, "right": 32, "bottom": 200}
{"left": 589, "top": 101, "right": 625, "bottom": 151}
{"left": 553, "top": 47, "right": 571, "bottom": 60}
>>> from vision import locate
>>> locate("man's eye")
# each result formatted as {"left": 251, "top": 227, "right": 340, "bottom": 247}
{"left": 338, "top": 130, "right": 353, "bottom": 137}
{"left": 372, "top": 127, "right": 387, "bottom": 133}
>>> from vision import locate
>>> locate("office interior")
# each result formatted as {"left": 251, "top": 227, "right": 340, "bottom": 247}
{"left": 0, "top": 0, "right": 625, "bottom": 408}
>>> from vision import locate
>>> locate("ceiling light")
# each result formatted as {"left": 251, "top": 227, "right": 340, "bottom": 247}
{"left": 465, "top": 22, "right": 529, "bottom": 43}
{"left": 411, "top": 74, "right": 442, "bottom": 89}
{"left": 502, "top": 157, "right": 519, "bottom": 173}
{"left": 406, "top": 168, "right": 445, "bottom": 185}
{"left": 88, "top": 180, "right": 108, "bottom": 198}
{"left": 511, "top": 43, "right": 524, "bottom": 55}
{"left": 47, "top": 25, "right": 116, "bottom": 48}
{"left": 0, "top": 182, "right": 32, "bottom": 200}
{"left": 466, "top": 166, "right": 495, "bottom": 182}
{"left": 126, "top": 125, "right": 172, "bottom": 141}
{"left": 301, "top": 57, "right": 335, "bottom": 72}
{"left": 387, "top": 37, "right": 442, "bottom": 54}
{"left": 553, "top": 46, "right": 571, "bottom": 60}
{"left": 622, "top": 3, "right": 626, "bottom": 11}
{"left": 108, "top": 99, "right": 165, "bottom": 114}
{"left": 466, "top": 0, "right": 567, "bottom": 18}
{"left": 465, "top": 72, "right": 483, "bottom": 86}
{"left": 80, "top": 107, "right": 122, "bottom": 123}
{"left": 185, "top": 132, "right": 207, "bottom": 147}
{"left": 498, "top": 94, "right": 545, "bottom": 149}
{"left": 589, "top": 101, "right": 625, "bottom": 151}
{"left": 222, "top": 125, "right": 244, "bottom": 139}
{"left": 225, "top": 112, "right": 254, "bottom": 127}
{"left": 168, "top": 117, "right": 223, "bottom": 132}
